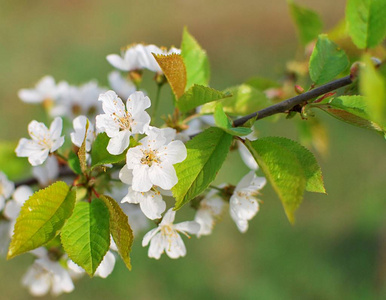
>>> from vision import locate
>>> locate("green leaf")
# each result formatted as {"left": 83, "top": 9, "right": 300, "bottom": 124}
{"left": 214, "top": 103, "right": 253, "bottom": 136}
{"left": 91, "top": 133, "right": 127, "bottom": 169}
{"left": 78, "top": 119, "right": 89, "bottom": 174}
{"left": 177, "top": 84, "right": 231, "bottom": 113}
{"left": 360, "top": 55, "right": 386, "bottom": 126}
{"left": 101, "top": 195, "right": 133, "bottom": 271}
{"left": 181, "top": 27, "right": 210, "bottom": 89}
{"left": 346, "top": 0, "right": 386, "bottom": 49}
{"left": 172, "top": 127, "right": 233, "bottom": 210}
{"left": 68, "top": 151, "right": 82, "bottom": 175}
{"left": 288, "top": 0, "right": 323, "bottom": 45}
{"left": 245, "top": 77, "right": 281, "bottom": 91}
{"left": 309, "top": 34, "right": 350, "bottom": 85}
{"left": 61, "top": 198, "right": 110, "bottom": 276}
{"left": 7, "top": 182, "right": 76, "bottom": 259}
{"left": 153, "top": 53, "right": 187, "bottom": 99}
{"left": 201, "top": 84, "right": 271, "bottom": 116}
{"left": 313, "top": 95, "right": 386, "bottom": 134}
{"left": 245, "top": 137, "right": 325, "bottom": 223}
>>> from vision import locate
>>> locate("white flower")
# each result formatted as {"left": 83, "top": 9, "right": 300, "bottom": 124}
{"left": 51, "top": 81, "right": 106, "bottom": 118}
{"left": 194, "top": 190, "right": 225, "bottom": 237}
{"left": 230, "top": 171, "right": 266, "bottom": 233}
{"left": 18, "top": 76, "right": 67, "bottom": 104}
{"left": 237, "top": 130, "right": 259, "bottom": 170}
{"left": 123, "top": 126, "right": 187, "bottom": 192}
{"left": 108, "top": 71, "right": 137, "bottom": 100}
{"left": 70, "top": 115, "right": 96, "bottom": 152}
{"left": 22, "top": 249, "right": 74, "bottom": 297}
{"left": 142, "top": 209, "right": 200, "bottom": 259}
{"left": 32, "top": 156, "right": 59, "bottom": 187}
{"left": 0, "top": 172, "right": 14, "bottom": 211}
{"left": 4, "top": 185, "right": 33, "bottom": 237}
{"left": 107, "top": 44, "right": 181, "bottom": 73}
{"left": 15, "top": 117, "right": 65, "bottom": 166}
{"left": 120, "top": 203, "right": 150, "bottom": 234}
{"left": 96, "top": 90, "right": 151, "bottom": 155}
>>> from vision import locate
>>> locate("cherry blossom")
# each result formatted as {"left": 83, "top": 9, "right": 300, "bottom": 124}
{"left": 96, "top": 90, "right": 151, "bottom": 155}
{"left": 15, "top": 117, "right": 65, "bottom": 166}
{"left": 194, "top": 190, "right": 225, "bottom": 237}
{"left": 70, "top": 115, "right": 96, "bottom": 152}
{"left": 230, "top": 171, "right": 266, "bottom": 233}
{"left": 108, "top": 71, "right": 137, "bottom": 100}
{"left": 122, "top": 126, "right": 187, "bottom": 192}
{"left": 142, "top": 209, "right": 200, "bottom": 259}
{"left": 32, "top": 156, "right": 59, "bottom": 187}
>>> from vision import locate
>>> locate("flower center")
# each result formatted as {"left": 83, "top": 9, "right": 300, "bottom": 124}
{"left": 140, "top": 150, "right": 159, "bottom": 166}
{"left": 113, "top": 112, "right": 133, "bottom": 130}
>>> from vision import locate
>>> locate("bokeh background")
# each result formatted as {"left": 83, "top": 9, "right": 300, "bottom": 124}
{"left": 1, "top": 0, "right": 386, "bottom": 299}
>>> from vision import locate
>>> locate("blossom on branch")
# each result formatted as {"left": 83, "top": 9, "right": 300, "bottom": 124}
{"left": 230, "top": 171, "right": 266, "bottom": 233}
{"left": 18, "top": 76, "right": 67, "bottom": 104}
{"left": 70, "top": 115, "right": 96, "bottom": 152}
{"left": 15, "top": 117, "right": 65, "bottom": 166}
{"left": 142, "top": 209, "right": 200, "bottom": 259}
{"left": 121, "top": 126, "right": 187, "bottom": 192}
{"left": 96, "top": 90, "right": 151, "bottom": 155}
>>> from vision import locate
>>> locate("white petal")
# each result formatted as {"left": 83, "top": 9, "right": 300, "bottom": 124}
{"left": 50, "top": 136, "right": 65, "bottom": 153}
{"left": 139, "top": 191, "right": 166, "bottom": 220}
{"left": 132, "top": 164, "right": 152, "bottom": 192}
{"left": 96, "top": 114, "right": 120, "bottom": 137}
{"left": 148, "top": 232, "right": 165, "bottom": 259}
{"left": 142, "top": 227, "right": 160, "bottom": 247}
{"left": 18, "top": 89, "right": 44, "bottom": 103}
{"left": 4, "top": 201, "right": 20, "bottom": 220}
{"left": 158, "top": 140, "right": 187, "bottom": 164}
{"left": 125, "top": 146, "right": 144, "bottom": 169}
{"left": 230, "top": 195, "right": 259, "bottom": 221}
{"left": 174, "top": 221, "right": 200, "bottom": 235}
{"left": 106, "top": 54, "right": 130, "bottom": 71}
{"left": 119, "top": 165, "right": 133, "bottom": 185}
{"left": 230, "top": 207, "right": 249, "bottom": 233}
{"left": 148, "top": 163, "right": 178, "bottom": 190}
{"left": 195, "top": 210, "right": 214, "bottom": 237}
{"left": 160, "top": 208, "right": 176, "bottom": 225}
{"left": 165, "top": 234, "right": 186, "bottom": 259}
{"left": 126, "top": 91, "right": 151, "bottom": 116}
{"left": 49, "top": 117, "right": 63, "bottom": 141}
{"left": 28, "top": 149, "right": 50, "bottom": 166}
{"left": 238, "top": 141, "right": 259, "bottom": 170}
{"left": 95, "top": 251, "right": 115, "bottom": 278}
{"left": 13, "top": 185, "right": 33, "bottom": 206}
{"left": 107, "top": 130, "right": 132, "bottom": 155}
{"left": 108, "top": 71, "right": 136, "bottom": 100}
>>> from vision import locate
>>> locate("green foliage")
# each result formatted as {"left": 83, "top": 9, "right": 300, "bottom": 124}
{"left": 0, "top": 141, "right": 30, "bottom": 180}
{"left": 346, "top": 0, "right": 386, "bottom": 49}
{"left": 360, "top": 55, "right": 386, "bottom": 126}
{"left": 288, "top": 0, "right": 323, "bottom": 45}
{"left": 153, "top": 53, "right": 187, "bottom": 99}
{"left": 245, "top": 77, "right": 281, "bottom": 91}
{"left": 7, "top": 182, "right": 76, "bottom": 259}
{"left": 312, "top": 95, "right": 386, "bottom": 134}
{"left": 309, "top": 35, "right": 350, "bottom": 85}
{"left": 68, "top": 151, "right": 82, "bottom": 175}
{"left": 101, "top": 195, "right": 133, "bottom": 271}
{"left": 61, "top": 198, "right": 110, "bottom": 276}
{"left": 172, "top": 127, "right": 233, "bottom": 210}
{"left": 214, "top": 103, "right": 252, "bottom": 136}
{"left": 201, "top": 84, "right": 271, "bottom": 116}
{"left": 245, "top": 137, "right": 325, "bottom": 223}
{"left": 177, "top": 84, "right": 231, "bottom": 113}
{"left": 91, "top": 133, "right": 127, "bottom": 169}
{"left": 181, "top": 27, "right": 210, "bottom": 89}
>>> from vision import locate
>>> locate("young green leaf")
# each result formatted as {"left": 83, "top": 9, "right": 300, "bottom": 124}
{"left": 153, "top": 53, "right": 187, "bottom": 99}
{"left": 68, "top": 151, "right": 82, "bottom": 175}
{"left": 201, "top": 84, "right": 271, "bottom": 116}
{"left": 7, "top": 182, "right": 76, "bottom": 259}
{"left": 177, "top": 84, "right": 231, "bottom": 113}
{"left": 181, "top": 27, "right": 210, "bottom": 89}
{"left": 360, "top": 55, "right": 386, "bottom": 126}
{"left": 245, "top": 137, "right": 325, "bottom": 223}
{"left": 346, "top": 0, "right": 386, "bottom": 49}
{"left": 309, "top": 35, "right": 349, "bottom": 85}
{"left": 61, "top": 199, "right": 110, "bottom": 276}
{"left": 312, "top": 95, "right": 386, "bottom": 134}
{"left": 78, "top": 119, "right": 89, "bottom": 174}
{"left": 172, "top": 127, "right": 233, "bottom": 210}
{"left": 214, "top": 103, "right": 252, "bottom": 136}
{"left": 101, "top": 195, "right": 133, "bottom": 271}
{"left": 91, "top": 133, "right": 127, "bottom": 169}
{"left": 288, "top": 0, "right": 323, "bottom": 45}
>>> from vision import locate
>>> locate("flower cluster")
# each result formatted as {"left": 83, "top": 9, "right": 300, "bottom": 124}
{"left": 2, "top": 38, "right": 268, "bottom": 297}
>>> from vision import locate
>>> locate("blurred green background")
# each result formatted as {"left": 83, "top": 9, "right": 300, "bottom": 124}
{"left": 1, "top": 0, "right": 386, "bottom": 299}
